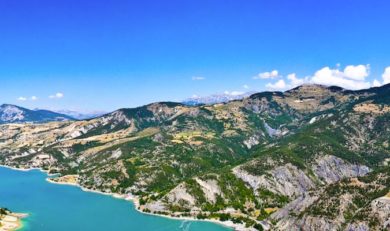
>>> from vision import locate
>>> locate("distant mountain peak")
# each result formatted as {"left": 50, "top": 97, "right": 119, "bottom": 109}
{"left": 53, "top": 109, "right": 106, "bottom": 120}
{"left": 0, "top": 104, "right": 75, "bottom": 124}
{"left": 182, "top": 91, "right": 256, "bottom": 105}
{"left": 0, "top": 104, "right": 25, "bottom": 122}
{"left": 0, "top": 104, "right": 24, "bottom": 110}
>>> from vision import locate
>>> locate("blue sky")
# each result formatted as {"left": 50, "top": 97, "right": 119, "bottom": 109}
{"left": 1, "top": 0, "right": 390, "bottom": 112}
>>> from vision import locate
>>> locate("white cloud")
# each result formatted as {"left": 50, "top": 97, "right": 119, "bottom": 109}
{"left": 243, "top": 84, "right": 249, "bottom": 89}
{"left": 266, "top": 73, "right": 307, "bottom": 90}
{"left": 192, "top": 76, "right": 205, "bottom": 81}
{"left": 49, "top": 92, "right": 64, "bottom": 99}
{"left": 254, "top": 70, "right": 279, "bottom": 79}
{"left": 372, "top": 79, "right": 382, "bottom": 87}
{"left": 310, "top": 66, "right": 370, "bottom": 90}
{"left": 382, "top": 67, "right": 390, "bottom": 84}
{"left": 17, "top": 95, "right": 39, "bottom": 101}
{"left": 264, "top": 64, "right": 372, "bottom": 91}
{"left": 265, "top": 79, "right": 287, "bottom": 90}
{"left": 224, "top": 90, "right": 244, "bottom": 96}
{"left": 343, "top": 64, "right": 369, "bottom": 81}
{"left": 287, "top": 73, "right": 306, "bottom": 88}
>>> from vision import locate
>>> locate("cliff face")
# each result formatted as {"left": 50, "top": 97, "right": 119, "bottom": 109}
{"left": 271, "top": 170, "right": 390, "bottom": 231}
{"left": 312, "top": 155, "right": 371, "bottom": 184}
{"left": 1, "top": 84, "right": 390, "bottom": 230}
{"left": 233, "top": 163, "right": 315, "bottom": 197}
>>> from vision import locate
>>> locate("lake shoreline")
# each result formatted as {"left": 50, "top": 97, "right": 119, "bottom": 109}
{"left": 0, "top": 165, "right": 245, "bottom": 231}
{"left": 46, "top": 178, "right": 246, "bottom": 231}
{"left": 0, "top": 210, "right": 27, "bottom": 231}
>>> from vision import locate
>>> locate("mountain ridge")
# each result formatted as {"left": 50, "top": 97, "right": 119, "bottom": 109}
{"left": 182, "top": 91, "right": 256, "bottom": 106}
{"left": 53, "top": 109, "right": 106, "bottom": 120}
{"left": 0, "top": 84, "right": 389, "bottom": 230}
{"left": 0, "top": 104, "right": 75, "bottom": 124}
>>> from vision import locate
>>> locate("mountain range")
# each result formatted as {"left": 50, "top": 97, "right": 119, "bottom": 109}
{"left": 182, "top": 91, "right": 256, "bottom": 105}
{"left": 1, "top": 91, "right": 254, "bottom": 124}
{"left": 0, "top": 84, "right": 389, "bottom": 231}
{"left": 53, "top": 109, "right": 106, "bottom": 120}
{"left": 0, "top": 104, "right": 74, "bottom": 124}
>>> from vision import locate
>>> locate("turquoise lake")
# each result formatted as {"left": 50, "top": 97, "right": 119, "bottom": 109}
{"left": 0, "top": 166, "right": 230, "bottom": 231}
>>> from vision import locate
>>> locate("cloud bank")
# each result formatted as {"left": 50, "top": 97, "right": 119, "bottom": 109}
{"left": 263, "top": 64, "right": 390, "bottom": 91}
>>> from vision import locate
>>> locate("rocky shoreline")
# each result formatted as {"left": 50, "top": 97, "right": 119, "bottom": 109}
{"left": 0, "top": 208, "right": 27, "bottom": 231}
{"left": 46, "top": 174, "right": 254, "bottom": 231}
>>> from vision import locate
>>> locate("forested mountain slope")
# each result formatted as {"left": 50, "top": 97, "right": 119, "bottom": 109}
{"left": 1, "top": 84, "right": 389, "bottom": 230}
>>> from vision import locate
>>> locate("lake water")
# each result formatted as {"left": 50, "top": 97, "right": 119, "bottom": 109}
{"left": 0, "top": 166, "right": 230, "bottom": 231}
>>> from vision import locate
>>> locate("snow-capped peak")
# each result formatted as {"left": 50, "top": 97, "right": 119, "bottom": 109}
{"left": 182, "top": 91, "right": 256, "bottom": 106}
